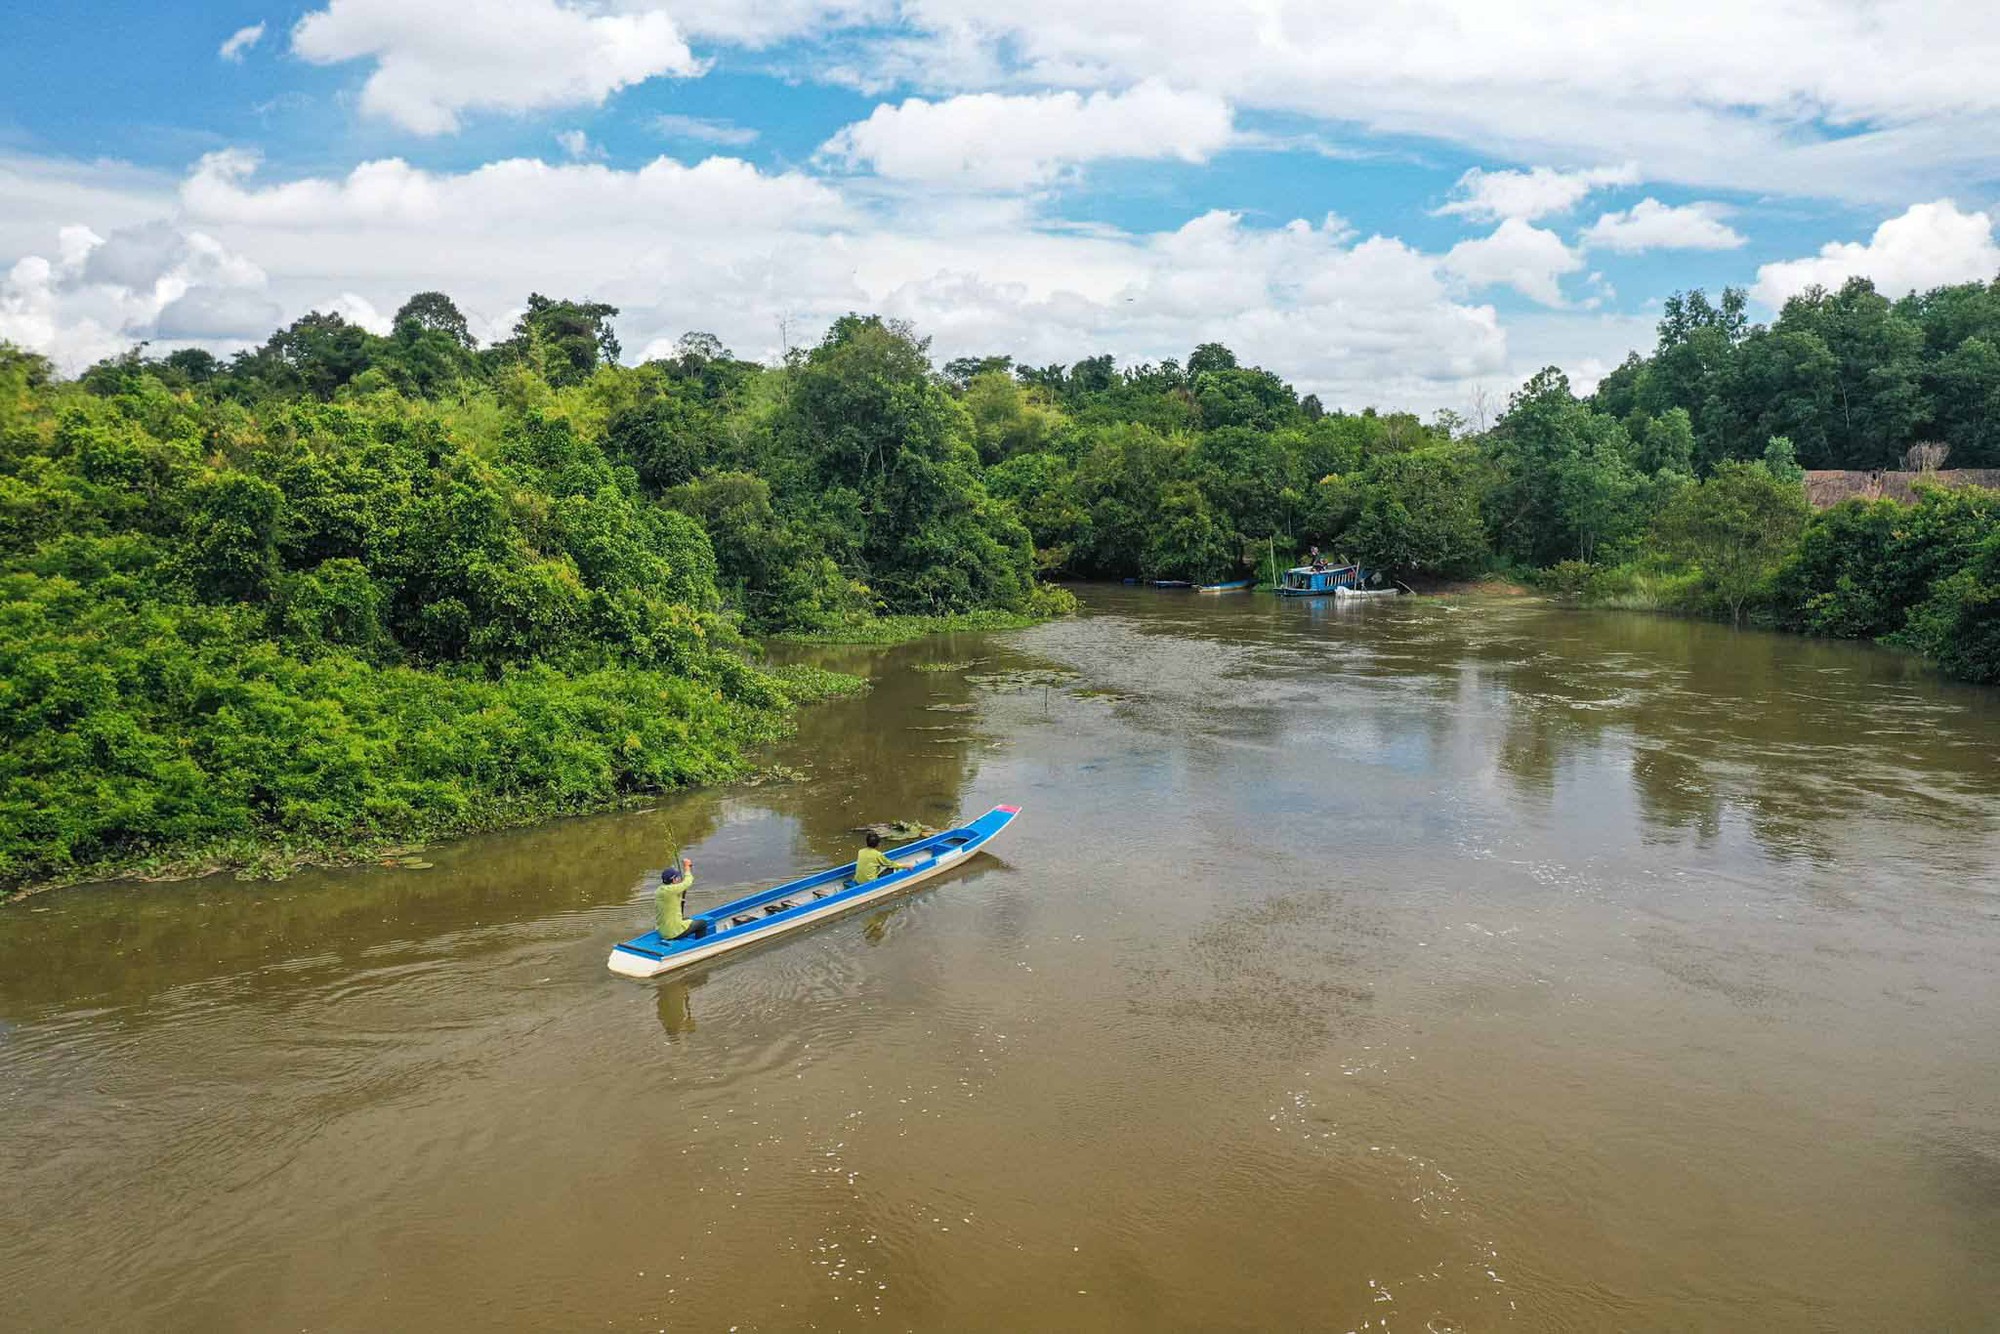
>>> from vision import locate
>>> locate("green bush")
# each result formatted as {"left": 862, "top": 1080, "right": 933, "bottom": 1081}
{"left": 1890, "top": 528, "right": 2000, "bottom": 683}
{"left": 1539, "top": 560, "right": 1597, "bottom": 598}
{"left": 1774, "top": 485, "right": 1999, "bottom": 646}
{"left": 0, "top": 352, "right": 874, "bottom": 891}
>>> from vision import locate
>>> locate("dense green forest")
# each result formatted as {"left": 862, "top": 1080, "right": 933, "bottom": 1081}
{"left": 3, "top": 271, "right": 1997, "bottom": 890}
{"left": 0, "top": 301, "right": 1069, "bottom": 890}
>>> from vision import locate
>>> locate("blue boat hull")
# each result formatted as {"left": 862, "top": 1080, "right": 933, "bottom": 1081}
{"left": 1197, "top": 579, "right": 1253, "bottom": 593}
{"left": 1277, "top": 563, "right": 1369, "bottom": 596}
{"left": 607, "top": 805, "right": 1020, "bottom": 978}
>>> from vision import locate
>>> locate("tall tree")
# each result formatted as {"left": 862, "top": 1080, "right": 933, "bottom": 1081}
{"left": 498, "top": 294, "right": 621, "bottom": 387}
{"left": 393, "top": 291, "right": 476, "bottom": 349}
{"left": 1654, "top": 461, "right": 1811, "bottom": 625}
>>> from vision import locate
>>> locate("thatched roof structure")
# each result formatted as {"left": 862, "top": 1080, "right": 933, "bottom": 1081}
{"left": 1803, "top": 469, "right": 2000, "bottom": 509}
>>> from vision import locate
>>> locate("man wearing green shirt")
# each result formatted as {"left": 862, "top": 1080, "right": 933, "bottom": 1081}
{"left": 656, "top": 856, "right": 697, "bottom": 939}
{"left": 852, "top": 831, "right": 913, "bottom": 884}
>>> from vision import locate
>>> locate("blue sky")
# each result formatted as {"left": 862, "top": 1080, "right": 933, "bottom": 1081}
{"left": 4, "top": 0, "right": 1998, "bottom": 412}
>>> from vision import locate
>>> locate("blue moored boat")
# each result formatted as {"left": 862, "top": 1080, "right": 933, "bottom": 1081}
{"left": 607, "top": 805, "right": 1020, "bottom": 978}
{"left": 1276, "top": 563, "right": 1377, "bottom": 596}
{"left": 1196, "top": 578, "right": 1254, "bottom": 593}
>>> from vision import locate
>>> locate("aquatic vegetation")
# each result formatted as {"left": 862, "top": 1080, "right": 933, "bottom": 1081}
{"left": 847, "top": 818, "right": 941, "bottom": 839}
{"left": 963, "top": 667, "right": 1081, "bottom": 692}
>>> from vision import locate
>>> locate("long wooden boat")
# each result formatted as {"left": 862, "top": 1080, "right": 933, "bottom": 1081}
{"left": 1333, "top": 585, "right": 1400, "bottom": 599}
{"left": 1196, "top": 578, "right": 1254, "bottom": 593}
{"left": 607, "top": 805, "right": 1020, "bottom": 979}
{"left": 1151, "top": 579, "right": 1194, "bottom": 589}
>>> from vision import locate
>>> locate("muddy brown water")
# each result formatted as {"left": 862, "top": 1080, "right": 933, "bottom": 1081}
{"left": 4, "top": 588, "right": 1999, "bottom": 1331}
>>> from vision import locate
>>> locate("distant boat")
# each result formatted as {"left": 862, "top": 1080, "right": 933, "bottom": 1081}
{"left": 1150, "top": 579, "right": 1194, "bottom": 589}
{"left": 1196, "top": 578, "right": 1254, "bottom": 593}
{"left": 1333, "top": 585, "right": 1399, "bottom": 599}
{"left": 607, "top": 806, "right": 1020, "bottom": 979}
{"left": 1276, "top": 563, "right": 1371, "bottom": 596}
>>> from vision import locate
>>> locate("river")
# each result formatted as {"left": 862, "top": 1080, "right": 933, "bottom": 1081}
{"left": 4, "top": 587, "right": 1998, "bottom": 1331}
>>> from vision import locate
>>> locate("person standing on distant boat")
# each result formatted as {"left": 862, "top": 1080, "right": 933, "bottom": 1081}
{"left": 656, "top": 855, "right": 697, "bottom": 940}
{"left": 853, "top": 830, "right": 913, "bottom": 884}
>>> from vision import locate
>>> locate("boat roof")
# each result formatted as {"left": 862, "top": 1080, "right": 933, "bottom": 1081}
{"left": 1286, "top": 563, "right": 1358, "bottom": 575}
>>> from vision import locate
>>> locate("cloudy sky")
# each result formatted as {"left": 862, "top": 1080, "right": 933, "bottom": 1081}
{"left": 4, "top": 0, "right": 1999, "bottom": 412}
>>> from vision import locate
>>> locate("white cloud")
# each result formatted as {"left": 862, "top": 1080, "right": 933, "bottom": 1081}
{"left": 822, "top": 81, "right": 1233, "bottom": 188}
{"left": 555, "top": 130, "right": 600, "bottom": 160}
{"left": 219, "top": 23, "right": 266, "bottom": 62}
{"left": 192, "top": 1, "right": 2000, "bottom": 204}
{"left": 1753, "top": 200, "right": 2000, "bottom": 307}
{"left": 1581, "top": 199, "right": 1745, "bottom": 254}
{"left": 2, "top": 149, "right": 1569, "bottom": 410}
{"left": 665, "top": 0, "right": 890, "bottom": 45}
{"left": 652, "top": 114, "right": 760, "bottom": 146}
{"left": 154, "top": 285, "right": 285, "bottom": 340}
{"left": 178, "top": 148, "right": 845, "bottom": 234}
{"left": 291, "top": 0, "right": 703, "bottom": 134}
{"left": 0, "top": 219, "right": 277, "bottom": 365}
{"left": 860, "top": 212, "right": 1509, "bottom": 403}
{"left": 1441, "top": 218, "right": 1584, "bottom": 306}
{"left": 1436, "top": 164, "right": 1638, "bottom": 223}
{"left": 828, "top": 0, "right": 2000, "bottom": 202}
{"left": 324, "top": 291, "right": 394, "bottom": 334}
{"left": 0, "top": 155, "right": 175, "bottom": 263}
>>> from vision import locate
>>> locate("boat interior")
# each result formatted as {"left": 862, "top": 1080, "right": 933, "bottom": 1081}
{"left": 706, "top": 831, "right": 977, "bottom": 934}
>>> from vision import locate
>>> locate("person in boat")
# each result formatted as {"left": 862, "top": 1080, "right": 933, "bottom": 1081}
{"left": 1307, "top": 544, "right": 1325, "bottom": 571}
{"left": 656, "top": 854, "right": 698, "bottom": 940}
{"left": 853, "top": 830, "right": 914, "bottom": 884}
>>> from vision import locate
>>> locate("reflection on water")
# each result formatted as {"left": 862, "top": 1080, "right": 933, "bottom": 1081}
{"left": 862, "top": 907, "right": 900, "bottom": 944}
{"left": 4, "top": 587, "right": 1999, "bottom": 1331}
{"left": 655, "top": 972, "right": 706, "bottom": 1038}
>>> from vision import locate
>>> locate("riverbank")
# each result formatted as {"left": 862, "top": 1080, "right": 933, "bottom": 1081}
{"left": 1, "top": 660, "right": 867, "bottom": 905}
{"left": 3, "top": 594, "right": 1088, "bottom": 905}
{"left": 769, "top": 607, "right": 1062, "bottom": 646}
{"left": 1406, "top": 573, "right": 1535, "bottom": 597}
